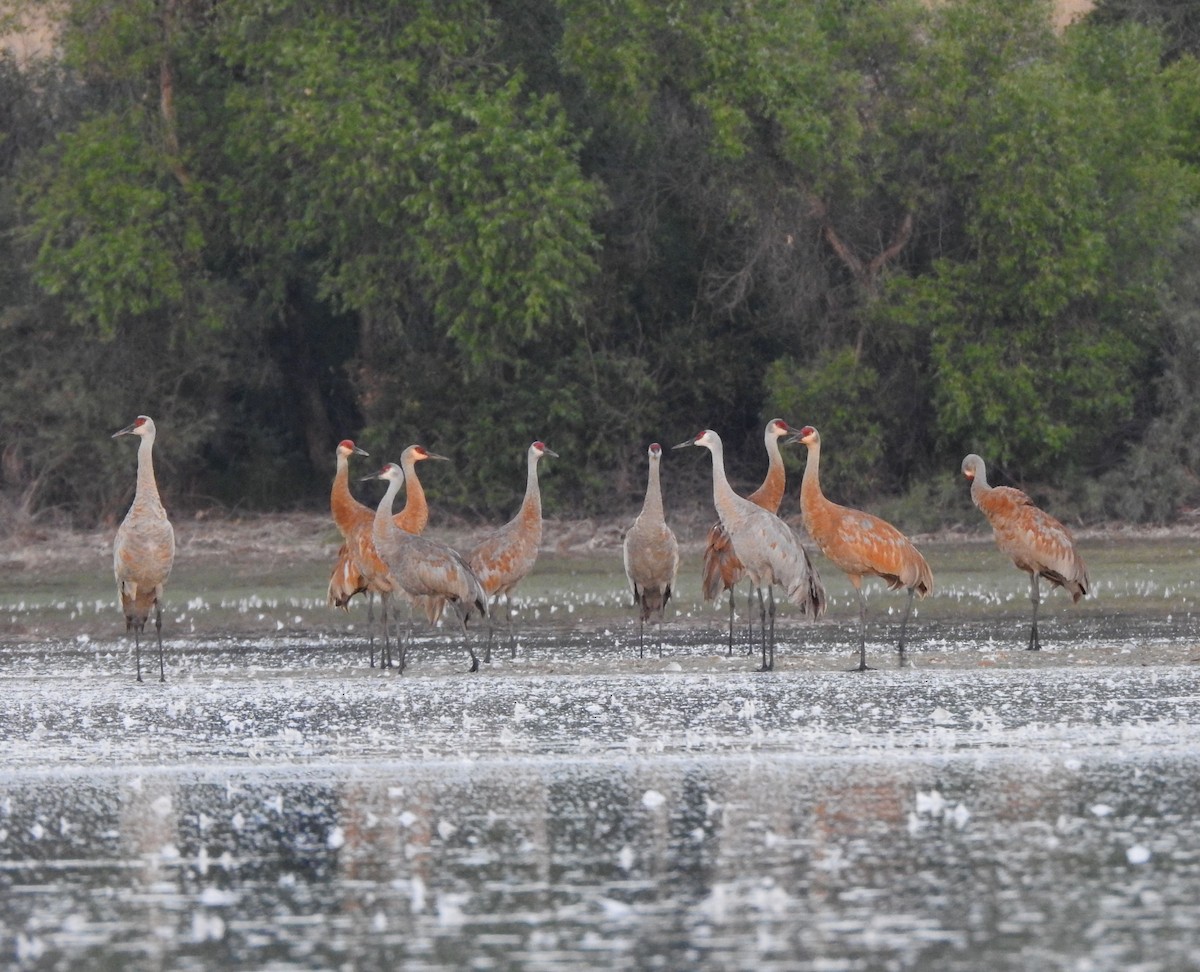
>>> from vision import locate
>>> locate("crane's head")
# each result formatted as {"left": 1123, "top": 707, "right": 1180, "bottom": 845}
{"left": 405, "top": 444, "right": 450, "bottom": 464}
{"left": 766, "top": 418, "right": 792, "bottom": 439}
{"left": 672, "top": 430, "right": 718, "bottom": 452}
{"left": 648, "top": 442, "right": 662, "bottom": 459}
{"left": 784, "top": 426, "right": 819, "bottom": 447}
{"left": 112, "top": 415, "right": 154, "bottom": 440}
{"left": 531, "top": 441, "right": 559, "bottom": 460}
{"left": 336, "top": 439, "right": 369, "bottom": 460}
{"left": 961, "top": 454, "right": 985, "bottom": 482}
{"left": 363, "top": 462, "right": 404, "bottom": 485}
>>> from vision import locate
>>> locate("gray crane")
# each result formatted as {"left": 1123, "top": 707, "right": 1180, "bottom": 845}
{"left": 701, "top": 418, "right": 795, "bottom": 654}
{"left": 112, "top": 415, "right": 176, "bottom": 683}
{"left": 623, "top": 443, "right": 680, "bottom": 657}
{"left": 674, "top": 429, "right": 826, "bottom": 670}
{"left": 367, "top": 462, "right": 488, "bottom": 673}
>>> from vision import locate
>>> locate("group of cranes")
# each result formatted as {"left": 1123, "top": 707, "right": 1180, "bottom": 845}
{"left": 109, "top": 414, "right": 1091, "bottom": 682}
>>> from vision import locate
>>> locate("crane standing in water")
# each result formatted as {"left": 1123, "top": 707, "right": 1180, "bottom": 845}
{"left": 463, "top": 441, "right": 557, "bottom": 663}
{"left": 674, "top": 429, "right": 825, "bottom": 671}
{"left": 367, "top": 462, "right": 488, "bottom": 673}
{"left": 328, "top": 441, "right": 449, "bottom": 668}
{"left": 961, "top": 453, "right": 1090, "bottom": 650}
{"left": 623, "top": 443, "right": 680, "bottom": 657}
{"left": 112, "top": 415, "right": 176, "bottom": 683}
{"left": 701, "top": 418, "right": 795, "bottom": 654}
{"left": 789, "top": 426, "right": 933, "bottom": 672}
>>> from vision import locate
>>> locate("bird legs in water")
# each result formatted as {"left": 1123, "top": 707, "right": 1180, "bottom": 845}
{"left": 1027, "top": 573, "right": 1042, "bottom": 651}
{"left": 636, "top": 613, "right": 666, "bottom": 659}
{"left": 754, "top": 585, "right": 777, "bottom": 672}
{"left": 483, "top": 594, "right": 520, "bottom": 665}
{"left": 723, "top": 587, "right": 757, "bottom": 657}
{"left": 132, "top": 600, "right": 166, "bottom": 684}
{"left": 851, "top": 584, "right": 917, "bottom": 672}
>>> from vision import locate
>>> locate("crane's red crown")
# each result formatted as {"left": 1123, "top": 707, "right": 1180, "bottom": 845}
{"left": 338, "top": 439, "right": 356, "bottom": 452}
{"left": 649, "top": 442, "right": 662, "bottom": 455}
{"left": 800, "top": 426, "right": 817, "bottom": 439}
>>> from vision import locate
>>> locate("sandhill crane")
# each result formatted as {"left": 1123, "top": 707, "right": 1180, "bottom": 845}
{"left": 623, "top": 443, "right": 680, "bottom": 657}
{"left": 673, "top": 429, "right": 825, "bottom": 671}
{"left": 789, "top": 426, "right": 933, "bottom": 671}
{"left": 961, "top": 453, "right": 1090, "bottom": 650}
{"left": 112, "top": 415, "right": 176, "bottom": 683}
{"left": 701, "top": 418, "right": 795, "bottom": 654}
{"left": 327, "top": 441, "right": 449, "bottom": 668}
{"left": 367, "top": 462, "right": 488, "bottom": 673}
{"left": 464, "top": 440, "right": 557, "bottom": 662}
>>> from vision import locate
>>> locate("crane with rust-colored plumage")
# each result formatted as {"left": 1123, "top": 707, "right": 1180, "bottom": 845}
{"left": 674, "top": 429, "right": 825, "bottom": 671}
{"left": 112, "top": 415, "right": 176, "bottom": 683}
{"left": 367, "top": 462, "right": 488, "bottom": 673}
{"left": 623, "top": 442, "right": 679, "bottom": 657}
{"left": 463, "top": 440, "right": 557, "bottom": 663}
{"left": 327, "top": 440, "right": 448, "bottom": 668}
{"left": 789, "top": 426, "right": 933, "bottom": 672}
{"left": 701, "top": 418, "right": 796, "bottom": 654}
{"left": 961, "top": 453, "right": 1089, "bottom": 650}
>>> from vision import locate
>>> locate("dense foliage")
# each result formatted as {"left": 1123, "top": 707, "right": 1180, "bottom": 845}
{"left": 1, "top": 0, "right": 1198, "bottom": 530}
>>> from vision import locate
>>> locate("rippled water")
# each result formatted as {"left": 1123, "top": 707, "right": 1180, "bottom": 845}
{"left": 4, "top": 536, "right": 1200, "bottom": 970}
{"left": 3, "top": 632, "right": 1200, "bottom": 971}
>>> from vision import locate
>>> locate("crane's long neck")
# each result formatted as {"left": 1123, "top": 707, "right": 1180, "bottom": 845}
{"left": 519, "top": 452, "right": 543, "bottom": 525}
{"left": 706, "top": 439, "right": 740, "bottom": 519}
{"left": 134, "top": 432, "right": 165, "bottom": 511}
{"left": 642, "top": 456, "right": 664, "bottom": 520}
{"left": 799, "top": 440, "right": 827, "bottom": 519}
{"left": 399, "top": 454, "right": 428, "bottom": 529}
{"left": 969, "top": 467, "right": 992, "bottom": 509}
{"left": 753, "top": 432, "right": 787, "bottom": 512}
{"left": 373, "top": 477, "right": 403, "bottom": 536}
{"left": 331, "top": 453, "right": 352, "bottom": 509}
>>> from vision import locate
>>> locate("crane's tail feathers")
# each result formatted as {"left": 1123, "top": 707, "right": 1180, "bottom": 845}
{"left": 638, "top": 586, "right": 670, "bottom": 621}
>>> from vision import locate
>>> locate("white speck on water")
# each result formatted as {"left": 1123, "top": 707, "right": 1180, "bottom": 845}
{"left": 1127, "top": 844, "right": 1152, "bottom": 865}
{"left": 1090, "top": 804, "right": 1114, "bottom": 818}
{"left": 617, "top": 845, "right": 636, "bottom": 871}
{"left": 327, "top": 826, "right": 345, "bottom": 850}
{"left": 437, "top": 819, "right": 457, "bottom": 841}
{"left": 642, "top": 789, "right": 666, "bottom": 810}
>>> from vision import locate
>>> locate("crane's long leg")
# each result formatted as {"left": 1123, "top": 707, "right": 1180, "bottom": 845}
{"left": 725, "top": 590, "right": 735, "bottom": 656}
{"left": 1027, "top": 573, "right": 1041, "bottom": 651}
{"left": 767, "top": 585, "right": 777, "bottom": 671}
{"left": 745, "top": 585, "right": 756, "bottom": 655}
{"left": 507, "top": 593, "right": 518, "bottom": 659}
{"left": 366, "top": 591, "right": 376, "bottom": 669}
{"left": 155, "top": 599, "right": 165, "bottom": 683}
{"left": 897, "top": 587, "right": 916, "bottom": 666}
{"left": 852, "top": 586, "right": 873, "bottom": 673}
{"left": 134, "top": 624, "right": 143, "bottom": 684}
{"left": 380, "top": 592, "right": 393, "bottom": 670}
{"left": 755, "top": 586, "right": 769, "bottom": 671}
{"left": 638, "top": 609, "right": 645, "bottom": 659}
{"left": 483, "top": 597, "right": 496, "bottom": 664}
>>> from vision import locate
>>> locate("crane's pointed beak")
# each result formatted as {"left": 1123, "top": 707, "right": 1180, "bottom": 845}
{"left": 671, "top": 438, "right": 695, "bottom": 450}
{"left": 543, "top": 448, "right": 560, "bottom": 459}
{"left": 426, "top": 452, "right": 451, "bottom": 462}
{"left": 353, "top": 446, "right": 370, "bottom": 457}
{"left": 112, "top": 423, "right": 138, "bottom": 439}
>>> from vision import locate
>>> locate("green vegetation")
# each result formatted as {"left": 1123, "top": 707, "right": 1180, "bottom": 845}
{"left": 1, "top": 0, "right": 1199, "bottom": 528}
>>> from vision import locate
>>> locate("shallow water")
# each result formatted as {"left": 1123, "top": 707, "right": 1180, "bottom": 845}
{"left": 3, "top": 537, "right": 1200, "bottom": 969}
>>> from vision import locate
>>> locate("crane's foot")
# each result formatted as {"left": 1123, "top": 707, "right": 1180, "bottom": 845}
{"left": 849, "top": 665, "right": 876, "bottom": 673}
{"left": 469, "top": 656, "right": 479, "bottom": 673}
